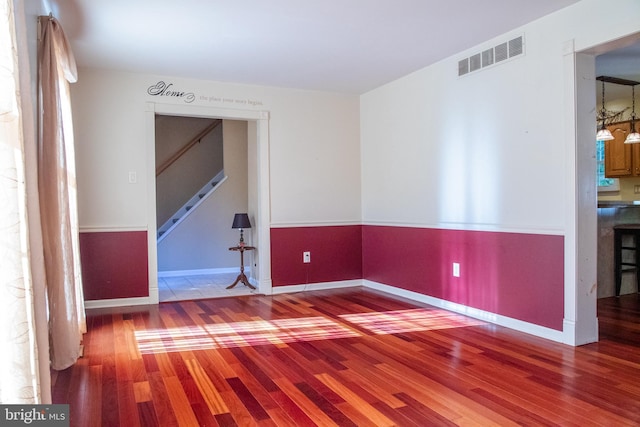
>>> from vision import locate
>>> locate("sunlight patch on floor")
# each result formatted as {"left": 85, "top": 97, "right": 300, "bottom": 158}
{"left": 135, "top": 317, "right": 360, "bottom": 354}
{"left": 340, "top": 308, "right": 486, "bottom": 334}
{"left": 135, "top": 308, "right": 485, "bottom": 354}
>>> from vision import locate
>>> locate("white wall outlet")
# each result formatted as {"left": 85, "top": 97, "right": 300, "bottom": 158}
{"left": 453, "top": 262, "right": 460, "bottom": 277}
{"left": 128, "top": 171, "right": 137, "bottom": 184}
{"left": 303, "top": 251, "right": 311, "bottom": 263}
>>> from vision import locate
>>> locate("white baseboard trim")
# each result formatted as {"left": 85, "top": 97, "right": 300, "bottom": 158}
{"left": 158, "top": 267, "right": 240, "bottom": 278}
{"left": 85, "top": 296, "right": 153, "bottom": 309}
{"left": 84, "top": 277, "right": 567, "bottom": 344}
{"left": 270, "top": 279, "right": 363, "bottom": 294}
{"left": 79, "top": 226, "right": 147, "bottom": 233}
{"left": 561, "top": 318, "right": 598, "bottom": 346}
{"left": 363, "top": 280, "right": 566, "bottom": 344}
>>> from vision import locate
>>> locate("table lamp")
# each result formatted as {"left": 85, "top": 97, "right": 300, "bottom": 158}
{"left": 232, "top": 213, "right": 251, "bottom": 246}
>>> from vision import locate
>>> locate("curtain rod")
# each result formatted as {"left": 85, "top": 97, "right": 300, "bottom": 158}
{"left": 38, "top": 12, "right": 54, "bottom": 21}
{"left": 37, "top": 13, "right": 54, "bottom": 41}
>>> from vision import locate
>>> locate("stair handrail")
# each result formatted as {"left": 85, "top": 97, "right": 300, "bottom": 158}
{"left": 156, "top": 119, "right": 222, "bottom": 176}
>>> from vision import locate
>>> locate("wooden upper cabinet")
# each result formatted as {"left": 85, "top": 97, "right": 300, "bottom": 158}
{"left": 632, "top": 142, "right": 640, "bottom": 176}
{"left": 605, "top": 123, "right": 636, "bottom": 177}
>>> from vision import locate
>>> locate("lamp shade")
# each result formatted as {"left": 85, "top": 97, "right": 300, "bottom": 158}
{"left": 232, "top": 213, "right": 251, "bottom": 229}
{"left": 596, "top": 127, "right": 614, "bottom": 141}
{"left": 625, "top": 131, "right": 640, "bottom": 144}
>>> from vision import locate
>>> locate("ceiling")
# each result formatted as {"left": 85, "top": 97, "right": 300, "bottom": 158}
{"left": 596, "top": 41, "right": 640, "bottom": 103}
{"left": 50, "top": 0, "right": 584, "bottom": 94}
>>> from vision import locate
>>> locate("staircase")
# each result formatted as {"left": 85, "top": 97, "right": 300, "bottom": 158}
{"left": 157, "top": 170, "right": 227, "bottom": 242}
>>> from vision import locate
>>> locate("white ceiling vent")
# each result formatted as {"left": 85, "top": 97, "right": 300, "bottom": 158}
{"left": 458, "top": 35, "right": 524, "bottom": 77}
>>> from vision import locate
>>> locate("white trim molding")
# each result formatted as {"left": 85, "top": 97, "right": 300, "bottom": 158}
{"left": 270, "top": 220, "right": 362, "bottom": 228}
{"left": 145, "top": 101, "right": 273, "bottom": 299}
{"left": 362, "top": 280, "right": 566, "bottom": 344}
{"left": 270, "top": 279, "right": 363, "bottom": 294}
{"left": 85, "top": 296, "right": 153, "bottom": 309}
{"left": 361, "top": 220, "right": 564, "bottom": 236}
{"left": 158, "top": 267, "right": 240, "bottom": 278}
{"left": 79, "top": 226, "right": 148, "bottom": 233}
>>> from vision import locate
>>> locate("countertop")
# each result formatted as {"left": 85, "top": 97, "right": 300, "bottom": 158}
{"left": 598, "top": 200, "right": 640, "bottom": 208}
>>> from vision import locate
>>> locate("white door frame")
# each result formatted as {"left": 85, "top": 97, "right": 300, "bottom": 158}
{"left": 145, "top": 102, "right": 272, "bottom": 303}
{"left": 568, "top": 32, "right": 640, "bottom": 345}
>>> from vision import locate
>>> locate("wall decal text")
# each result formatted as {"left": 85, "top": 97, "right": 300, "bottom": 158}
{"left": 199, "top": 95, "right": 263, "bottom": 107}
{"left": 147, "top": 81, "right": 195, "bottom": 103}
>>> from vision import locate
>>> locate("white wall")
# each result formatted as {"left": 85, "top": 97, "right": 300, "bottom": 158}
{"left": 360, "top": 0, "right": 640, "bottom": 345}
{"left": 361, "top": 0, "right": 640, "bottom": 234}
{"left": 71, "top": 69, "right": 361, "bottom": 230}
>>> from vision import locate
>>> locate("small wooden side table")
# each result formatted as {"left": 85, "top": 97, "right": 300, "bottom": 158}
{"left": 227, "top": 245, "right": 256, "bottom": 289}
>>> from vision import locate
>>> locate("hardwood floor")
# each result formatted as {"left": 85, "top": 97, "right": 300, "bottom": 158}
{"left": 52, "top": 289, "right": 640, "bottom": 426}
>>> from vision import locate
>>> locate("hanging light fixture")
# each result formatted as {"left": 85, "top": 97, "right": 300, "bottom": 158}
{"left": 625, "top": 85, "right": 640, "bottom": 144}
{"left": 596, "top": 79, "right": 614, "bottom": 141}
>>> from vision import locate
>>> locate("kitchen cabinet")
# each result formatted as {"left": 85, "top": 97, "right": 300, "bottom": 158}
{"left": 605, "top": 121, "right": 639, "bottom": 177}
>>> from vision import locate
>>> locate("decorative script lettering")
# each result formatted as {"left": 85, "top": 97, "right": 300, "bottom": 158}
{"left": 147, "top": 81, "right": 195, "bottom": 103}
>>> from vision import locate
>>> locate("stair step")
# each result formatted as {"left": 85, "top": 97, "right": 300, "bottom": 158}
{"left": 158, "top": 173, "right": 225, "bottom": 241}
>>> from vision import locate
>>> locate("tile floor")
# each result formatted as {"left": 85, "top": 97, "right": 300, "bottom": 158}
{"left": 158, "top": 272, "right": 258, "bottom": 302}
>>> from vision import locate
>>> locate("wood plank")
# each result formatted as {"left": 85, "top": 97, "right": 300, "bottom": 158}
{"left": 163, "top": 376, "right": 200, "bottom": 427}
{"left": 147, "top": 371, "right": 179, "bottom": 427}
{"left": 184, "top": 358, "right": 230, "bottom": 415}
{"left": 315, "top": 372, "right": 395, "bottom": 427}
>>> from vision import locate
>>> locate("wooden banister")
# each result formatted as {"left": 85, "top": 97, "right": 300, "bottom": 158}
{"left": 156, "top": 119, "right": 222, "bottom": 176}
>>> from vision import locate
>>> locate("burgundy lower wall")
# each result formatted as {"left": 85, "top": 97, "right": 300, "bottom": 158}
{"left": 362, "top": 225, "right": 565, "bottom": 331}
{"left": 79, "top": 225, "right": 563, "bottom": 330}
{"left": 79, "top": 231, "right": 149, "bottom": 300}
{"left": 270, "top": 225, "right": 363, "bottom": 287}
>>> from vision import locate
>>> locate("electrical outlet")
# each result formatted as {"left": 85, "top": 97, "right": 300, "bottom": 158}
{"left": 128, "top": 171, "right": 137, "bottom": 184}
{"left": 453, "top": 262, "right": 460, "bottom": 277}
{"left": 635, "top": 185, "right": 640, "bottom": 194}
{"left": 303, "top": 251, "right": 311, "bottom": 263}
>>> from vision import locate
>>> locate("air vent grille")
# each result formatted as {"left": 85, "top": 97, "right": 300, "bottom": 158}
{"left": 509, "top": 36, "right": 523, "bottom": 57}
{"left": 495, "top": 42, "right": 508, "bottom": 62}
{"left": 458, "top": 35, "right": 524, "bottom": 77}
{"left": 469, "top": 53, "right": 481, "bottom": 72}
{"left": 481, "top": 49, "right": 494, "bottom": 67}
{"left": 458, "top": 58, "right": 469, "bottom": 76}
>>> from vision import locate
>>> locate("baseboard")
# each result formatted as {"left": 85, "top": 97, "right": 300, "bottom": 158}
{"left": 270, "top": 279, "right": 363, "bottom": 294}
{"left": 84, "top": 296, "right": 153, "bottom": 309}
{"left": 83, "top": 277, "right": 568, "bottom": 344}
{"left": 363, "top": 280, "right": 566, "bottom": 344}
{"left": 158, "top": 267, "right": 240, "bottom": 278}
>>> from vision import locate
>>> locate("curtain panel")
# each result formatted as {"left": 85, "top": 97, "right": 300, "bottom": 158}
{"left": 38, "top": 15, "right": 86, "bottom": 371}
{"left": 0, "top": 0, "right": 42, "bottom": 403}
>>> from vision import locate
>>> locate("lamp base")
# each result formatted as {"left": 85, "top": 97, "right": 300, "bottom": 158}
{"left": 227, "top": 272, "right": 255, "bottom": 290}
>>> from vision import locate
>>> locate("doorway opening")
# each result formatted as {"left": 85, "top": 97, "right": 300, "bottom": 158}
{"left": 145, "top": 103, "right": 272, "bottom": 304}
{"left": 574, "top": 32, "right": 640, "bottom": 344}
{"left": 154, "top": 115, "right": 254, "bottom": 301}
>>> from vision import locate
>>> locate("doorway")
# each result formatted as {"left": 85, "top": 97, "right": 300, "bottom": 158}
{"left": 573, "top": 33, "right": 640, "bottom": 344}
{"left": 154, "top": 115, "right": 253, "bottom": 301}
{"left": 145, "top": 103, "right": 272, "bottom": 304}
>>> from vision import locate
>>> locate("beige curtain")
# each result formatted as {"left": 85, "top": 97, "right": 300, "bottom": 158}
{"left": 38, "top": 15, "right": 86, "bottom": 370}
{"left": 0, "top": 0, "right": 42, "bottom": 403}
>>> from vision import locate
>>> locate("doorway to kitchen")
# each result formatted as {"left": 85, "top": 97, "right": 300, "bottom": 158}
{"left": 574, "top": 32, "right": 640, "bottom": 344}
